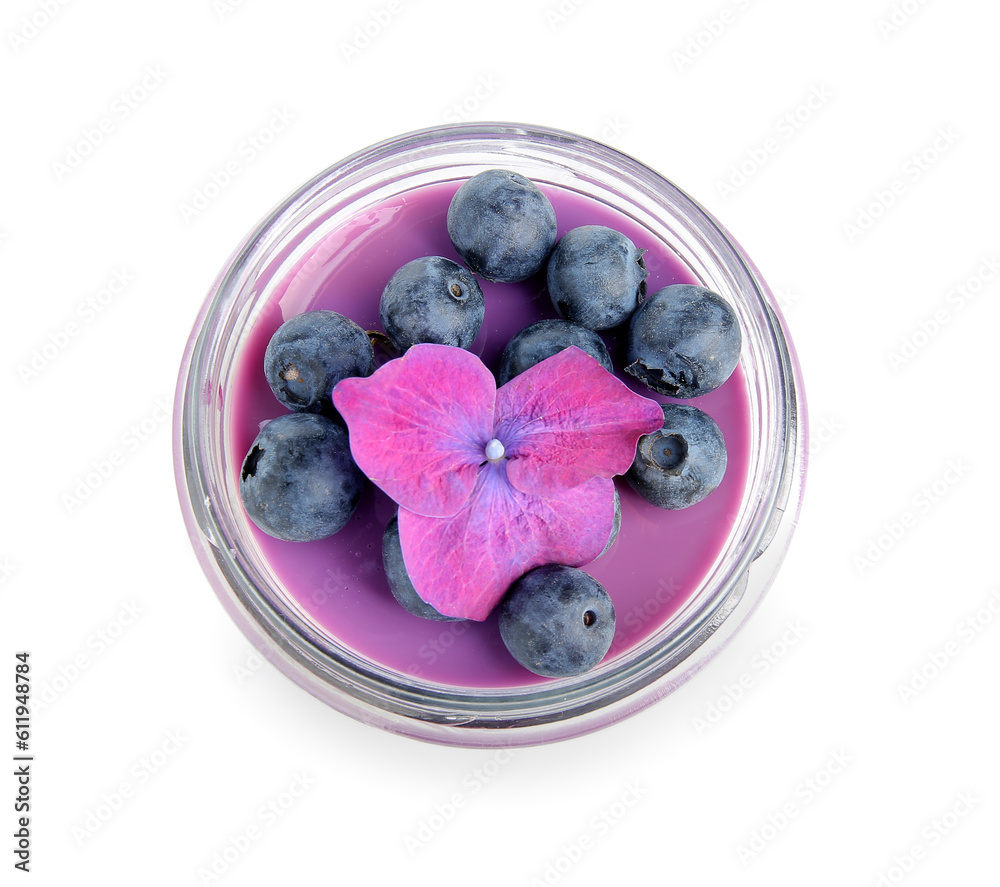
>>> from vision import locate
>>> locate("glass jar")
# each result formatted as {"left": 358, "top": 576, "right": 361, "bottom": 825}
{"left": 173, "top": 122, "right": 807, "bottom": 747}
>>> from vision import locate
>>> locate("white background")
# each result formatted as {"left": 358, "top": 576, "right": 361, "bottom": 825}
{"left": 2, "top": 0, "right": 997, "bottom": 884}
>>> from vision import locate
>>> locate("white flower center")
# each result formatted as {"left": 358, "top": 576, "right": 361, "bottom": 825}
{"left": 484, "top": 438, "right": 505, "bottom": 462}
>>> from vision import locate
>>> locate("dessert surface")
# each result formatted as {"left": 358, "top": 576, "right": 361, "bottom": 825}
{"left": 229, "top": 179, "right": 752, "bottom": 687}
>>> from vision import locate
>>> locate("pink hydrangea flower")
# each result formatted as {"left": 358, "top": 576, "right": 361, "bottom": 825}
{"left": 333, "top": 344, "right": 663, "bottom": 620}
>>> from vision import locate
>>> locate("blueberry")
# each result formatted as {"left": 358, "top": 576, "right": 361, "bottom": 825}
{"left": 547, "top": 225, "right": 648, "bottom": 330}
{"left": 447, "top": 169, "right": 557, "bottom": 282}
{"left": 264, "top": 310, "right": 375, "bottom": 415}
{"left": 379, "top": 256, "right": 485, "bottom": 351}
{"left": 496, "top": 319, "right": 613, "bottom": 386}
{"left": 624, "top": 285, "right": 741, "bottom": 397}
{"left": 498, "top": 565, "right": 616, "bottom": 678}
{"left": 382, "top": 514, "right": 462, "bottom": 621}
{"left": 239, "top": 413, "right": 364, "bottom": 541}
{"left": 625, "top": 404, "right": 727, "bottom": 509}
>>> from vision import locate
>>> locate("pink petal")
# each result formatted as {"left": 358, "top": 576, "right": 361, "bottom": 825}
{"left": 332, "top": 344, "right": 496, "bottom": 518}
{"left": 495, "top": 346, "right": 665, "bottom": 497}
{"left": 397, "top": 466, "right": 616, "bottom": 621}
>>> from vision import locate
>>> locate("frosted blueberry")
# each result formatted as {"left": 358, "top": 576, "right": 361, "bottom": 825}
{"left": 240, "top": 413, "right": 364, "bottom": 541}
{"left": 547, "top": 225, "right": 647, "bottom": 330}
{"left": 447, "top": 169, "right": 557, "bottom": 282}
{"left": 264, "top": 311, "right": 375, "bottom": 416}
{"left": 499, "top": 565, "right": 616, "bottom": 678}
{"left": 625, "top": 403, "right": 727, "bottom": 509}
{"left": 496, "top": 319, "right": 613, "bottom": 386}
{"left": 379, "top": 256, "right": 485, "bottom": 352}
{"left": 382, "top": 514, "right": 462, "bottom": 622}
{"left": 625, "top": 284, "right": 741, "bottom": 398}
